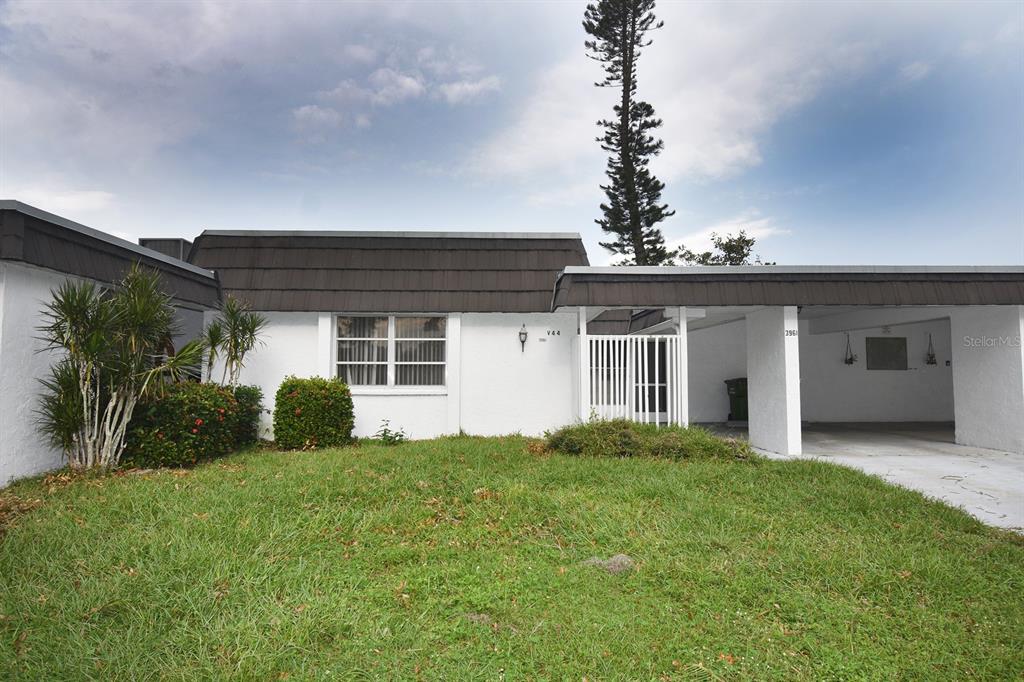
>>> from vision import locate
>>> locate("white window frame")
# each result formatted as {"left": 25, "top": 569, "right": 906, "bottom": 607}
{"left": 335, "top": 314, "right": 448, "bottom": 395}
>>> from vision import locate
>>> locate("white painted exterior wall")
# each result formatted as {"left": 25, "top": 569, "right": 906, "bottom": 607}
{"left": 800, "top": 318, "right": 954, "bottom": 422}
{"left": 949, "top": 306, "right": 1024, "bottom": 454}
{"left": 688, "top": 320, "right": 747, "bottom": 422}
{"left": 0, "top": 262, "right": 67, "bottom": 485}
{"left": 460, "top": 312, "right": 578, "bottom": 436}
{"left": 210, "top": 311, "right": 322, "bottom": 440}
{"left": 231, "top": 311, "right": 580, "bottom": 440}
{"left": 686, "top": 315, "right": 956, "bottom": 424}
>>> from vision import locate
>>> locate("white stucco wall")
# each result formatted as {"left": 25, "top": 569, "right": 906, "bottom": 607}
{"left": 800, "top": 318, "right": 955, "bottom": 422}
{"left": 0, "top": 262, "right": 67, "bottom": 485}
{"left": 686, "top": 314, "right": 956, "bottom": 424}
{"left": 232, "top": 311, "right": 577, "bottom": 440}
{"left": 949, "top": 306, "right": 1024, "bottom": 454}
{"left": 460, "top": 312, "right": 577, "bottom": 436}
{"left": 687, "top": 320, "right": 747, "bottom": 422}
{"left": 220, "top": 311, "right": 322, "bottom": 440}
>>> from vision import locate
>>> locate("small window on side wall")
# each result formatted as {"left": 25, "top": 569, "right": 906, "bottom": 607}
{"left": 865, "top": 337, "right": 908, "bottom": 370}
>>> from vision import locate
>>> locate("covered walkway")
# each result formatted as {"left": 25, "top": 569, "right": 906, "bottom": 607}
{"left": 553, "top": 265, "right": 1024, "bottom": 458}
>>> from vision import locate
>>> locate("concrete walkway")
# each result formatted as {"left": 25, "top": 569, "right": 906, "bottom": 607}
{"left": 713, "top": 422, "right": 1024, "bottom": 532}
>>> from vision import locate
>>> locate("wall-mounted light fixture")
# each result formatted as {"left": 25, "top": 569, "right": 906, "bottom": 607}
{"left": 925, "top": 333, "right": 937, "bottom": 365}
{"left": 844, "top": 333, "right": 858, "bottom": 365}
{"left": 519, "top": 324, "right": 528, "bottom": 353}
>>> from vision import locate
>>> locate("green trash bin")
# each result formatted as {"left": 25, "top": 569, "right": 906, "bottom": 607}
{"left": 724, "top": 378, "right": 748, "bottom": 422}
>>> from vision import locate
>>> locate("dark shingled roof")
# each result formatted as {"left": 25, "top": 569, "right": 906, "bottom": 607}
{"left": 0, "top": 202, "right": 220, "bottom": 308}
{"left": 553, "top": 266, "right": 1024, "bottom": 309}
{"left": 189, "top": 230, "right": 589, "bottom": 313}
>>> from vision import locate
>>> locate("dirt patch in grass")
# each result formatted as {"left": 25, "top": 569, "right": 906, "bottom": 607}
{"left": 0, "top": 493, "right": 43, "bottom": 536}
{"left": 582, "top": 553, "right": 636, "bottom": 575}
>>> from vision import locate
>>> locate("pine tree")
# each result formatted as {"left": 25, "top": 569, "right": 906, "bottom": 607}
{"left": 584, "top": 0, "right": 675, "bottom": 266}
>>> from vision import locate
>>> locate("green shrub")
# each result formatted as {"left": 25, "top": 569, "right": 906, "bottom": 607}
{"left": 545, "top": 418, "right": 750, "bottom": 461}
{"left": 231, "top": 385, "right": 264, "bottom": 445}
{"left": 273, "top": 376, "right": 354, "bottom": 450}
{"left": 122, "top": 382, "right": 239, "bottom": 468}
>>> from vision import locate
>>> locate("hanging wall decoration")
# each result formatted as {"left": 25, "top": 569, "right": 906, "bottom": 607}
{"left": 844, "top": 333, "right": 858, "bottom": 365}
{"left": 925, "top": 333, "right": 937, "bottom": 365}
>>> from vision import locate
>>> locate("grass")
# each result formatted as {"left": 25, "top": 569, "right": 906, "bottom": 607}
{"left": 1, "top": 436, "right": 1022, "bottom": 680}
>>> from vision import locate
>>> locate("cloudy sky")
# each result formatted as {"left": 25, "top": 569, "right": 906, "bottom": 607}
{"left": 1, "top": 0, "right": 1021, "bottom": 265}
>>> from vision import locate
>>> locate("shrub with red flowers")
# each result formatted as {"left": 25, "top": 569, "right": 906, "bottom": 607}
{"left": 122, "top": 382, "right": 241, "bottom": 468}
{"left": 273, "top": 376, "right": 354, "bottom": 450}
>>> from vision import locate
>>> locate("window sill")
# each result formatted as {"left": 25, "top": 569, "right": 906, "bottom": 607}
{"left": 349, "top": 387, "right": 448, "bottom": 397}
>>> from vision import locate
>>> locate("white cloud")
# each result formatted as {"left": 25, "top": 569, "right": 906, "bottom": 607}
{"left": 438, "top": 75, "right": 501, "bottom": 104}
{"left": 899, "top": 60, "right": 932, "bottom": 83}
{"left": 366, "top": 67, "right": 426, "bottom": 105}
{"left": 10, "top": 187, "right": 117, "bottom": 215}
{"left": 667, "top": 211, "right": 790, "bottom": 258}
{"left": 318, "top": 68, "right": 425, "bottom": 109}
{"left": 468, "top": 3, "right": 874, "bottom": 192}
{"left": 415, "top": 45, "right": 481, "bottom": 78}
{"left": 290, "top": 104, "right": 343, "bottom": 141}
{"left": 343, "top": 44, "right": 377, "bottom": 64}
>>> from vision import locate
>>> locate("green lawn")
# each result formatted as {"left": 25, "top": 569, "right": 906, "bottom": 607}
{"left": 1, "top": 437, "right": 1022, "bottom": 680}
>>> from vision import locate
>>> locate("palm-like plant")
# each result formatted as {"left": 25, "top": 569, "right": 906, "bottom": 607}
{"left": 37, "top": 264, "right": 204, "bottom": 469}
{"left": 202, "top": 319, "right": 225, "bottom": 382}
{"left": 209, "top": 296, "right": 267, "bottom": 386}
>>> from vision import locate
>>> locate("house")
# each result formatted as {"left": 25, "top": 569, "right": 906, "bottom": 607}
{"left": 188, "top": 231, "right": 1024, "bottom": 456}
{"left": 2, "top": 202, "right": 1022, "bottom": 487}
{"left": 0, "top": 201, "right": 220, "bottom": 485}
{"left": 187, "top": 229, "right": 590, "bottom": 439}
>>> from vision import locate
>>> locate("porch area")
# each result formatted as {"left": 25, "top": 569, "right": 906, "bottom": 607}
{"left": 557, "top": 266, "right": 1024, "bottom": 459}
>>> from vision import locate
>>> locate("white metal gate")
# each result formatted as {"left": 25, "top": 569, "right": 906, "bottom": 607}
{"left": 588, "top": 335, "right": 685, "bottom": 425}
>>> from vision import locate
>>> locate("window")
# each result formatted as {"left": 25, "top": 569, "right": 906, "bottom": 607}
{"left": 336, "top": 315, "right": 446, "bottom": 387}
{"left": 865, "top": 337, "right": 908, "bottom": 370}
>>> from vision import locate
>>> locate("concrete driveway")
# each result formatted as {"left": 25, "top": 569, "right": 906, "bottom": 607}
{"left": 714, "top": 422, "right": 1024, "bottom": 531}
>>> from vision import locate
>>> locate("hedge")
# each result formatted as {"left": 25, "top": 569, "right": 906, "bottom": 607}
{"left": 232, "top": 384, "right": 264, "bottom": 445}
{"left": 122, "top": 383, "right": 264, "bottom": 468}
{"left": 545, "top": 418, "right": 751, "bottom": 461}
{"left": 273, "top": 376, "right": 354, "bottom": 450}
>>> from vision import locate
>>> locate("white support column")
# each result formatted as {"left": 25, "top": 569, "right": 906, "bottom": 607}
{"left": 578, "top": 306, "right": 590, "bottom": 422}
{"left": 674, "top": 306, "right": 689, "bottom": 426}
{"left": 317, "top": 313, "right": 333, "bottom": 378}
{"left": 950, "top": 306, "right": 1024, "bottom": 454}
{"left": 446, "top": 313, "right": 462, "bottom": 435}
{"left": 746, "top": 306, "right": 802, "bottom": 456}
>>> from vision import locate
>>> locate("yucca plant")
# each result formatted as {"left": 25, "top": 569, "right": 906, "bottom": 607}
{"left": 207, "top": 296, "right": 267, "bottom": 386}
{"left": 202, "top": 318, "right": 225, "bottom": 382}
{"left": 36, "top": 264, "right": 204, "bottom": 469}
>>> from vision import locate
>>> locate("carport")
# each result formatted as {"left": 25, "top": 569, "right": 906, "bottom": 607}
{"left": 552, "top": 265, "right": 1024, "bottom": 457}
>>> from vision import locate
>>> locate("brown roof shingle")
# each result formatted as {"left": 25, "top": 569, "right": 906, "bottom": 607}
{"left": 188, "top": 231, "right": 589, "bottom": 313}
{"left": 552, "top": 266, "right": 1024, "bottom": 309}
{"left": 0, "top": 202, "right": 219, "bottom": 308}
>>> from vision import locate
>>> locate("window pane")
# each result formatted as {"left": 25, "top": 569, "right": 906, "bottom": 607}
{"left": 395, "top": 316, "right": 446, "bottom": 338}
{"left": 337, "top": 364, "right": 387, "bottom": 385}
{"left": 396, "top": 364, "right": 445, "bottom": 386}
{"left": 337, "top": 340, "right": 387, "bottom": 362}
{"left": 866, "top": 337, "right": 908, "bottom": 370}
{"left": 395, "top": 340, "right": 445, "bottom": 363}
{"left": 337, "top": 316, "right": 387, "bottom": 338}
